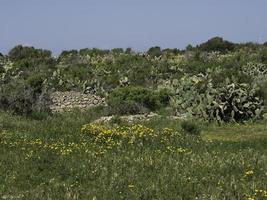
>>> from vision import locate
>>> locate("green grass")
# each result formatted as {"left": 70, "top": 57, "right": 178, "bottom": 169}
{"left": 0, "top": 110, "right": 267, "bottom": 200}
{"left": 202, "top": 120, "right": 267, "bottom": 142}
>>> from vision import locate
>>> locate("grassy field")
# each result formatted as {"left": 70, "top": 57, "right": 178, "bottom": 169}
{"left": 0, "top": 109, "right": 267, "bottom": 200}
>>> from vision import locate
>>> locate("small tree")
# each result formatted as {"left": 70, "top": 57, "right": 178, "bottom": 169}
{"left": 8, "top": 45, "right": 52, "bottom": 61}
{"left": 147, "top": 46, "right": 162, "bottom": 57}
{"left": 198, "top": 37, "right": 235, "bottom": 52}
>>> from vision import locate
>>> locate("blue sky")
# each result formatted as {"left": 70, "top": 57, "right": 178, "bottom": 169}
{"left": 1, "top": 0, "right": 267, "bottom": 54}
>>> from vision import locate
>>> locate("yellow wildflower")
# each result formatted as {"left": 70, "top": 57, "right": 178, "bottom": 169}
{"left": 244, "top": 170, "right": 254, "bottom": 176}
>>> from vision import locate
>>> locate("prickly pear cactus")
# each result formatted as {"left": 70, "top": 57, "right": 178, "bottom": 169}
{"left": 209, "top": 83, "right": 264, "bottom": 122}
{"left": 242, "top": 62, "right": 267, "bottom": 77}
{"left": 160, "top": 74, "right": 264, "bottom": 122}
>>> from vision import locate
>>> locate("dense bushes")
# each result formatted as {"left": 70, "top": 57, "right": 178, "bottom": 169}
{"left": 147, "top": 46, "right": 162, "bottom": 57}
{"left": 8, "top": 45, "right": 52, "bottom": 62}
{"left": 197, "top": 37, "right": 235, "bottom": 52}
{"left": 0, "top": 46, "right": 54, "bottom": 115}
{"left": 0, "top": 80, "right": 51, "bottom": 115}
{"left": 106, "top": 86, "right": 170, "bottom": 115}
{"left": 0, "top": 39, "right": 266, "bottom": 122}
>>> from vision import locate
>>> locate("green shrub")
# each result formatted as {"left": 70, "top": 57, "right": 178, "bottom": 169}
{"left": 104, "top": 100, "right": 148, "bottom": 116}
{"left": 181, "top": 120, "right": 201, "bottom": 135}
{"left": 8, "top": 45, "right": 52, "bottom": 61}
{"left": 106, "top": 86, "right": 170, "bottom": 115}
{"left": 0, "top": 79, "right": 51, "bottom": 115}
{"left": 197, "top": 37, "right": 235, "bottom": 52}
{"left": 147, "top": 46, "right": 162, "bottom": 57}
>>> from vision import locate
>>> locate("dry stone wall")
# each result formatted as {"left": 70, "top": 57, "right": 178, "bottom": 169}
{"left": 50, "top": 91, "right": 105, "bottom": 112}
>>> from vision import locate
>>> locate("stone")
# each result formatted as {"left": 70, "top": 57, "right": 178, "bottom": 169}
{"left": 93, "top": 99, "right": 99, "bottom": 105}
{"left": 49, "top": 91, "right": 105, "bottom": 113}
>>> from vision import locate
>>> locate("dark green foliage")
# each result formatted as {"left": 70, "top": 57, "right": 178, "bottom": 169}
{"left": 0, "top": 80, "right": 51, "bottom": 115}
{"left": 210, "top": 69, "right": 254, "bottom": 87}
{"left": 197, "top": 37, "right": 235, "bottom": 52}
{"left": 125, "top": 47, "right": 133, "bottom": 54}
{"left": 8, "top": 45, "right": 52, "bottom": 61}
{"left": 111, "top": 48, "right": 124, "bottom": 54}
{"left": 162, "top": 48, "right": 180, "bottom": 54}
{"left": 147, "top": 46, "right": 162, "bottom": 57}
{"left": 58, "top": 50, "right": 79, "bottom": 64}
{"left": 181, "top": 120, "right": 201, "bottom": 135}
{"left": 60, "top": 49, "right": 79, "bottom": 57}
{"left": 105, "top": 100, "right": 148, "bottom": 115}
{"left": 0, "top": 46, "right": 55, "bottom": 115}
{"left": 106, "top": 86, "right": 170, "bottom": 115}
{"left": 0, "top": 66, "right": 5, "bottom": 74}
{"left": 79, "top": 48, "right": 110, "bottom": 56}
{"left": 126, "top": 58, "right": 154, "bottom": 86}
{"left": 186, "top": 44, "right": 194, "bottom": 51}
{"left": 0, "top": 81, "right": 52, "bottom": 115}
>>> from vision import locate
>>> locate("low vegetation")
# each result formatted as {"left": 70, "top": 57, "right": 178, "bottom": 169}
{"left": 0, "top": 110, "right": 266, "bottom": 199}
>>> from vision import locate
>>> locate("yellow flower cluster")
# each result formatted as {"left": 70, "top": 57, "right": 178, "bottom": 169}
{"left": 246, "top": 189, "right": 267, "bottom": 199}
{"left": 254, "top": 189, "right": 267, "bottom": 198}
{"left": 82, "top": 124, "right": 155, "bottom": 137}
{"left": 82, "top": 124, "right": 151, "bottom": 145}
{"left": 244, "top": 170, "right": 254, "bottom": 177}
{"left": 0, "top": 138, "right": 95, "bottom": 156}
{"left": 0, "top": 124, "right": 188, "bottom": 157}
{"left": 81, "top": 123, "right": 190, "bottom": 153}
{"left": 165, "top": 146, "right": 190, "bottom": 154}
{"left": 81, "top": 123, "right": 179, "bottom": 147}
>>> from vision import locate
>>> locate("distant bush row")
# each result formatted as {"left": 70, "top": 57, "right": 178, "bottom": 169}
{"left": 0, "top": 37, "right": 266, "bottom": 123}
